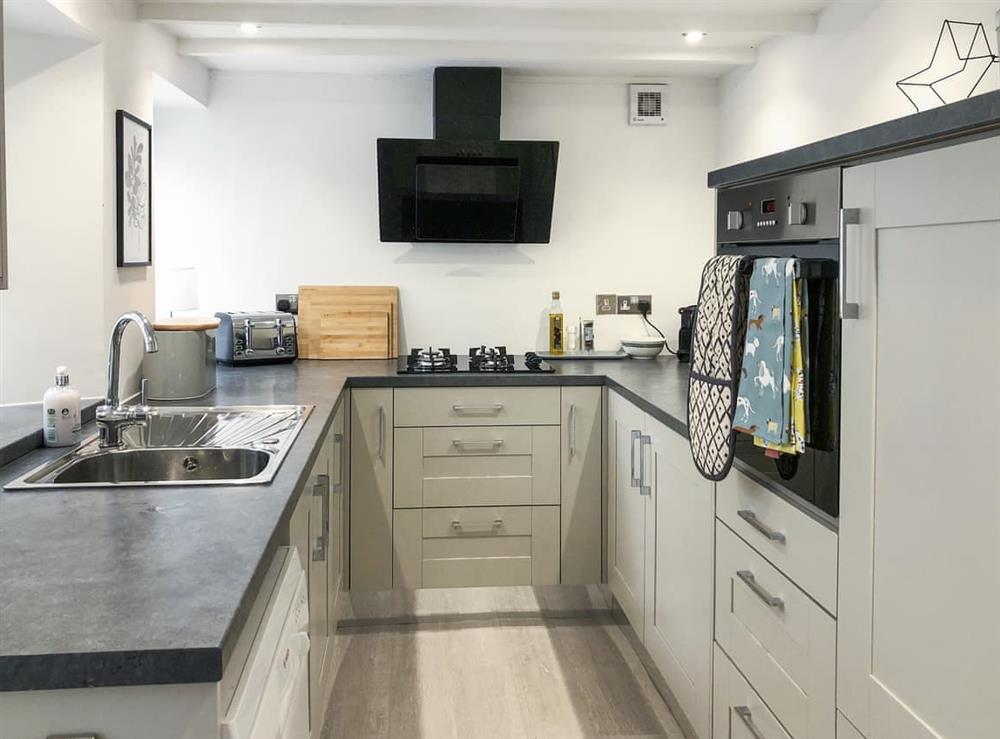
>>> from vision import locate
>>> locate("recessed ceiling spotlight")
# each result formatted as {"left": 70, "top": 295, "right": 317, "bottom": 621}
{"left": 683, "top": 31, "right": 706, "bottom": 43}
{"left": 239, "top": 23, "right": 262, "bottom": 35}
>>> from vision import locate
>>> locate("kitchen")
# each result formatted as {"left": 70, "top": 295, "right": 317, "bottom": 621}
{"left": 0, "top": 1, "right": 998, "bottom": 738}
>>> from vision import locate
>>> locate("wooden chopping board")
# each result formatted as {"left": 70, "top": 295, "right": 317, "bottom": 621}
{"left": 298, "top": 286, "right": 399, "bottom": 359}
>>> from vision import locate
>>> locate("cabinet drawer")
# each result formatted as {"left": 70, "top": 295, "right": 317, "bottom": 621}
{"left": 394, "top": 426, "right": 559, "bottom": 508}
{"left": 394, "top": 387, "right": 560, "bottom": 427}
{"left": 713, "top": 645, "right": 792, "bottom": 739}
{"left": 716, "top": 468, "right": 837, "bottom": 614}
{"left": 715, "top": 522, "right": 835, "bottom": 739}
{"left": 393, "top": 506, "right": 559, "bottom": 588}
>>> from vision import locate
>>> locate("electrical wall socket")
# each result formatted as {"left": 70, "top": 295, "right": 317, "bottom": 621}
{"left": 617, "top": 295, "right": 652, "bottom": 315}
{"left": 596, "top": 294, "right": 617, "bottom": 315}
{"left": 275, "top": 293, "right": 299, "bottom": 314}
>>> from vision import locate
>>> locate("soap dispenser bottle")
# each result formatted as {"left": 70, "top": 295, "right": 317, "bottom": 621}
{"left": 42, "top": 366, "right": 81, "bottom": 447}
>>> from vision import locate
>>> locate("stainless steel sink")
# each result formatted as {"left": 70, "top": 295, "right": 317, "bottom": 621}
{"left": 5, "top": 405, "right": 313, "bottom": 490}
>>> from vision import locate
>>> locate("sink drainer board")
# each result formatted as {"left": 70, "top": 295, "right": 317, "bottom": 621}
{"left": 4, "top": 405, "right": 313, "bottom": 490}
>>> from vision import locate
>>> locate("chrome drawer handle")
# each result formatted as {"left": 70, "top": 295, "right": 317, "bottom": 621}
{"left": 451, "top": 403, "right": 504, "bottom": 414}
{"left": 451, "top": 518, "right": 503, "bottom": 533}
{"left": 737, "top": 570, "right": 784, "bottom": 610}
{"left": 630, "top": 429, "right": 642, "bottom": 488}
{"left": 452, "top": 439, "right": 504, "bottom": 451}
{"left": 568, "top": 403, "right": 577, "bottom": 458}
{"left": 737, "top": 509, "right": 786, "bottom": 544}
{"left": 377, "top": 406, "right": 385, "bottom": 461}
{"left": 734, "top": 706, "right": 766, "bottom": 739}
{"left": 639, "top": 434, "right": 652, "bottom": 496}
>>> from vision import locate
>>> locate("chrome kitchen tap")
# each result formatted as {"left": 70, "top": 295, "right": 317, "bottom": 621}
{"left": 96, "top": 311, "right": 159, "bottom": 448}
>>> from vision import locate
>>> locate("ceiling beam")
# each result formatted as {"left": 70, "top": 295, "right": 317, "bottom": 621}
{"left": 177, "top": 37, "right": 757, "bottom": 66}
{"left": 140, "top": 2, "right": 817, "bottom": 36}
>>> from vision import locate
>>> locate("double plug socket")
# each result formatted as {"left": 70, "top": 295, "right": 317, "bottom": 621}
{"left": 596, "top": 294, "right": 652, "bottom": 315}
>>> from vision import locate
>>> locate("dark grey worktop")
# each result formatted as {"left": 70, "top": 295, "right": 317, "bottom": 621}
{"left": 708, "top": 89, "right": 1000, "bottom": 188}
{"left": 0, "top": 398, "right": 102, "bottom": 467}
{"left": 0, "top": 356, "right": 689, "bottom": 692}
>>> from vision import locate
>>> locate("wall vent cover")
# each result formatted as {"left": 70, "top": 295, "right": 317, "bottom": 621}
{"left": 629, "top": 84, "right": 667, "bottom": 126}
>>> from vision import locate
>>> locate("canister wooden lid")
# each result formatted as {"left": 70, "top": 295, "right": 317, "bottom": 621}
{"left": 152, "top": 317, "right": 221, "bottom": 331}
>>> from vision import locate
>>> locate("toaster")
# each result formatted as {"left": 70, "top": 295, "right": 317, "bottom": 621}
{"left": 215, "top": 311, "right": 297, "bottom": 365}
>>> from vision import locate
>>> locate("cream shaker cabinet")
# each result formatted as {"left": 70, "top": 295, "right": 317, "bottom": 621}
{"left": 351, "top": 385, "right": 601, "bottom": 590}
{"left": 560, "top": 386, "right": 603, "bottom": 584}
{"left": 305, "top": 430, "right": 333, "bottom": 733}
{"left": 349, "top": 388, "right": 393, "bottom": 590}
{"left": 644, "top": 415, "right": 714, "bottom": 739}
{"left": 608, "top": 390, "right": 714, "bottom": 739}
{"left": 838, "top": 135, "right": 1000, "bottom": 739}
{"left": 608, "top": 390, "right": 649, "bottom": 633}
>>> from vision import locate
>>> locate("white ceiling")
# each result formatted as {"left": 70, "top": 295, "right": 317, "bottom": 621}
{"left": 138, "top": 0, "right": 830, "bottom": 77}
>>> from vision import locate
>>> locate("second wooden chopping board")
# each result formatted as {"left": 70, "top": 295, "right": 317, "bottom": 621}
{"left": 298, "top": 286, "right": 399, "bottom": 359}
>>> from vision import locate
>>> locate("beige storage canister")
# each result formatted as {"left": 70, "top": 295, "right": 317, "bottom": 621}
{"left": 142, "top": 317, "right": 219, "bottom": 401}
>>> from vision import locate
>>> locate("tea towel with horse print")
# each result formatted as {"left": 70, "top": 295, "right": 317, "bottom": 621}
{"left": 734, "top": 257, "right": 796, "bottom": 446}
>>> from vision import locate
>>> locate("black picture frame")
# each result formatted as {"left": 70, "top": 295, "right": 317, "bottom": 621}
{"left": 116, "top": 109, "right": 152, "bottom": 267}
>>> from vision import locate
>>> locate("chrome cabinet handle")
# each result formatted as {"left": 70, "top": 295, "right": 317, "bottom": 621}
{"left": 630, "top": 429, "right": 642, "bottom": 487}
{"left": 737, "top": 570, "right": 784, "bottom": 610}
{"left": 737, "top": 509, "right": 786, "bottom": 544}
{"left": 639, "top": 434, "right": 652, "bottom": 496}
{"left": 568, "top": 403, "right": 577, "bottom": 459}
{"left": 377, "top": 406, "right": 385, "bottom": 461}
{"left": 839, "top": 207, "right": 860, "bottom": 320}
{"left": 451, "top": 518, "right": 503, "bottom": 533}
{"left": 451, "top": 403, "right": 504, "bottom": 414}
{"left": 734, "top": 706, "right": 766, "bottom": 739}
{"left": 312, "top": 473, "right": 330, "bottom": 559}
{"left": 452, "top": 439, "right": 503, "bottom": 451}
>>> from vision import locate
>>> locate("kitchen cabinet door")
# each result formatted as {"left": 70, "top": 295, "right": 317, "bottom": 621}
{"left": 560, "top": 386, "right": 602, "bottom": 584}
{"left": 607, "top": 391, "right": 648, "bottom": 633}
{"left": 838, "top": 136, "right": 1000, "bottom": 739}
{"left": 350, "top": 388, "right": 394, "bottom": 590}
{"left": 644, "top": 416, "right": 714, "bottom": 739}
{"left": 306, "top": 435, "right": 332, "bottom": 733}
{"left": 328, "top": 399, "right": 346, "bottom": 631}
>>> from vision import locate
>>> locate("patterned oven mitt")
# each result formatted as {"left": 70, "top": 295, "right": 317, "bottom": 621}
{"left": 687, "top": 254, "right": 751, "bottom": 481}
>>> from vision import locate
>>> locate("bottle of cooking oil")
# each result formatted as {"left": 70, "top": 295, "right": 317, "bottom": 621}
{"left": 548, "top": 291, "right": 564, "bottom": 354}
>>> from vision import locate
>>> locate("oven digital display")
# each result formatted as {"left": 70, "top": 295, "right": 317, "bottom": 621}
{"left": 761, "top": 198, "right": 777, "bottom": 214}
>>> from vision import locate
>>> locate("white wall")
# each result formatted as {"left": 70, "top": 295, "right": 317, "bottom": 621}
{"left": 0, "top": 0, "right": 208, "bottom": 404}
{"left": 154, "top": 73, "right": 717, "bottom": 353}
{"left": 718, "top": 0, "right": 1000, "bottom": 166}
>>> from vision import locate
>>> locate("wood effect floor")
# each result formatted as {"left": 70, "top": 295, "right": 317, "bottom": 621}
{"left": 320, "top": 588, "right": 684, "bottom": 739}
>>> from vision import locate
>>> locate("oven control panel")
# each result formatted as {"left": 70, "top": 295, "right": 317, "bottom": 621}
{"left": 716, "top": 167, "right": 841, "bottom": 244}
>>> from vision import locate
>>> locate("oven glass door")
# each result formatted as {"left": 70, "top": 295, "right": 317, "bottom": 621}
{"left": 723, "top": 245, "right": 842, "bottom": 520}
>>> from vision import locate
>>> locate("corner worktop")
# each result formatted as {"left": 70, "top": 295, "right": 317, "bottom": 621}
{"left": 0, "top": 357, "right": 690, "bottom": 693}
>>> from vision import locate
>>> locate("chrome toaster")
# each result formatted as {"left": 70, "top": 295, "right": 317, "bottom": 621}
{"left": 214, "top": 311, "right": 297, "bottom": 365}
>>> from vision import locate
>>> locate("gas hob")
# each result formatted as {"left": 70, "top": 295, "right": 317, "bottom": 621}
{"left": 398, "top": 346, "right": 554, "bottom": 374}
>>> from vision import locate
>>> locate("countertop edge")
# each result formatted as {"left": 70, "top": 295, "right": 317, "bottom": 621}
{"left": 707, "top": 90, "right": 1000, "bottom": 188}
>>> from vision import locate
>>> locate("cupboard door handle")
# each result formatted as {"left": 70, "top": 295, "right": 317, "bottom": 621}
{"left": 737, "top": 509, "right": 786, "bottom": 543}
{"left": 630, "top": 429, "right": 642, "bottom": 488}
{"left": 451, "top": 518, "right": 503, "bottom": 533}
{"left": 377, "top": 406, "right": 385, "bottom": 461}
{"left": 568, "top": 403, "right": 577, "bottom": 458}
{"left": 839, "top": 207, "right": 860, "bottom": 320}
{"left": 639, "top": 434, "right": 651, "bottom": 496}
{"left": 737, "top": 570, "right": 784, "bottom": 610}
{"left": 734, "top": 706, "right": 766, "bottom": 739}
{"left": 314, "top": 473, "right": 331, "bottom": 550}
{"left": 452, "top": 439, "right": 503, "bottom": 451}
{"left": 451, "top": 403, "right": 504, "bottom": 414}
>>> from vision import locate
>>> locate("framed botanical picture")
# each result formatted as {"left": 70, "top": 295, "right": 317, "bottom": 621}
{"left": 116, "top": 110, "right": 152, "bottom": 267}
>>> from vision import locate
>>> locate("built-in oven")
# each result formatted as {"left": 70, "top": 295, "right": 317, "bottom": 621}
{"left": 716, "top": 167, "right": 843, "bottom": 521}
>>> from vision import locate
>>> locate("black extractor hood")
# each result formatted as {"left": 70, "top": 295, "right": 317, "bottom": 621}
{"left": 377, "top": 67, "right": 559, "bottom": 244}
